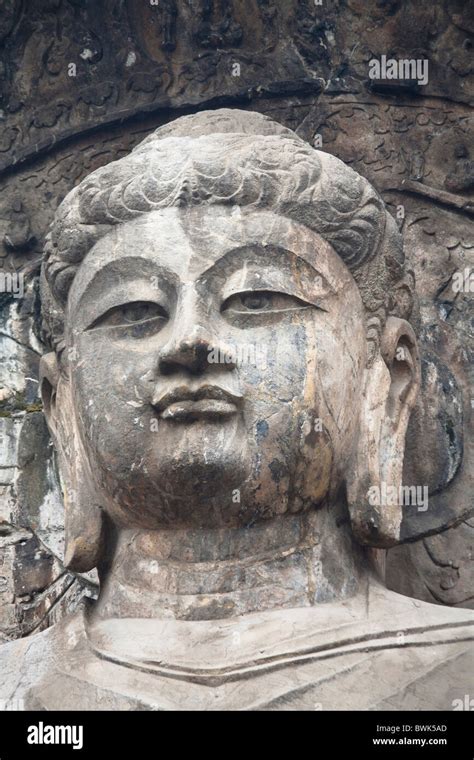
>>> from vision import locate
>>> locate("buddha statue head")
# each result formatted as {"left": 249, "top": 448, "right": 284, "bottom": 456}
{"left": 38, "top": 108, "right": 420, "bottom": 579}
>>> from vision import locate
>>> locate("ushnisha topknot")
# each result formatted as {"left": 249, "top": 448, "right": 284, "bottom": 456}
{"left": 40, "top": 108, "right": 411, "bottom": 358}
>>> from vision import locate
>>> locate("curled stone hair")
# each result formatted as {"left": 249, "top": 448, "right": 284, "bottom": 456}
{"left": 40, "top": 108, "right": 413, "bottom": 360}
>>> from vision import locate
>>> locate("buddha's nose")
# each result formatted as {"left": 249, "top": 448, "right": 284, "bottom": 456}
{"left": 158, "top": 329, "right": 214, "bottom": 375}
{"left": 157, "top": 297, "right": 236, "bottom": 376}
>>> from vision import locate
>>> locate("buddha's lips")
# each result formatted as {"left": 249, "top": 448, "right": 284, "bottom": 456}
{"left": 154, "top": 385, "right": 243, "bottom": 421}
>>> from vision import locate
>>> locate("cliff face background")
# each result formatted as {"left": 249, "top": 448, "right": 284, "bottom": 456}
{"left": 0, "top": 0, "right": 472, "bottom": 641}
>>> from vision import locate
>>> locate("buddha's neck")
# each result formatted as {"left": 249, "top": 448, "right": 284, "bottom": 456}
{"left": 92, "top": 500, "right": 369, "bottom": 622}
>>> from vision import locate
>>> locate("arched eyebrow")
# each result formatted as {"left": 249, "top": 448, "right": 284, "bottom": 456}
{"left": 197, "top": 244, "right": 329, "bottom": 281}
{"left": 71, "top": 258, "right": 180, "bottom": 317}
{"left": 196, "top": 245, "right": 336, "bottom": 309}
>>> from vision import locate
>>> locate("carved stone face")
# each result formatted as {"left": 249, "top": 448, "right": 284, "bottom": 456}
{"left": 60, "top": 205, "right": 368, "bottom": 530}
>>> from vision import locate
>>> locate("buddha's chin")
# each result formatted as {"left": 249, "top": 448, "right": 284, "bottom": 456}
{"left": 98, "top": 447, "right": 253, "bottom": 529}
{"left": 152, "top": 453, "right": 250, "bottom": 500}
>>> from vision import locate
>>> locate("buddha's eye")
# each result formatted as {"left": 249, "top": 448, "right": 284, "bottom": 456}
{"left": 88, "top": 301, "right": 168, "bottom": 334}
{"left": 240, "top": 293, "right": 272, "bottom": 310}
{"left": 117, "top": 302, "right": 165, "bottom": 324}
{"left": 221, "top": 290, "right": 311, "bottom": 316}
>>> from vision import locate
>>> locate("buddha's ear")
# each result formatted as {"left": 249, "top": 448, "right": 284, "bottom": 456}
{"left": 347, "top": 317, "right": 421, "bottom": 547}
{"left": 39, "top": 352, "right": 60, "bottom": 441}
{"left": 39, "top": 351, "right": 104, "bottom": 572}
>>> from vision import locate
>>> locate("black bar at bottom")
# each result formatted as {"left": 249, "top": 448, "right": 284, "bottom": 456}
{"left": 0, "top": 710, "right": 472, "bottom": 758}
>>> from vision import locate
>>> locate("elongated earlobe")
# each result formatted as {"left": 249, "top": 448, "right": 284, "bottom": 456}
{"left": 347, "top": 317, "right": 421, "bottom": 547}
{"left": 40, "top": 352, "right": 105, "bottom": 572}
{"left": 61, "top": 452, "right": 105, "bottom": 573}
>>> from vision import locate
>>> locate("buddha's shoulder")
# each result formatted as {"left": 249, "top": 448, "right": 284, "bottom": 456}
{"left": 0, "top": 605, "right": 87, "bottom": 703}
{"left": 367, "top": 580, "right": 474, "bottom": 628}
{"left": 0, "top": 590, "right": 472, "bottom": 710}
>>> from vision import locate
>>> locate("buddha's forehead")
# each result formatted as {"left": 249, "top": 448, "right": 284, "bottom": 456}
{"left": 70, "top": 206, "right": 355, "bottom": 299}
